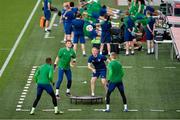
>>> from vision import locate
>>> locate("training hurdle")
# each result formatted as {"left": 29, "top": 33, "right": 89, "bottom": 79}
{"left": 70, "top": 96, "right": 103, "bottom": 104}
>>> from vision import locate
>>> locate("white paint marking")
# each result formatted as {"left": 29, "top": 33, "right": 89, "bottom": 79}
{"left": 27, "top": 81, "right": 32, "bottom": 84}
{"left": 68, "top": 109, "right": 82, "bottom": 111}
{"left": 28, "top": 78, "right": 32, "bottom": 81}
{"left": 22, "top": 92, "right": 27, "bottom": 95}
{"left": 143, "top": 66, "right": 155, "bottom": 69}
{"left": 77, "top": 66, "right": 87, "bottom": 68}
{"left": 16, "top": 108, "right": 21, "bottom": 111}
{"left": 29, "top": 76, "right": 33, "bottom": 79}
{"left": 0, "top": 0, "right": 41, "bottom": 77}
{"left": 94, "top": 109, "right": 104, "bottom": 111}
{"left": 164, "top": 67, "right": 176, "bottom": 69}
{"left": 21, "top": 95, "right": 26, "bottom": 98}
{"left": 21, "top": 109, "right": 30, "bottom": 112}
{"left": 24, "top": 86, "right": 29, "bottom": 89}
{"left": 44, "top": 13, "right": 57, "bottom": 38}
{"left": 42, "top": 109, "right": 54, "bottom": 112}
{"left": 33, "top": 66, "right": 38, "bottom": 69}
{"left": 20, "top": 98, "right": 25, "bottom": 101}
{"left": 128, "top": 109, "right": 138, "bottom": 112}
{"left": 31, "top": 71, "right": 35, "bottom": 74}
{"left": 32, "top": 68, "right": 36, "bottom": 71}
{"left": 17, "top": 105, "right": 22, "bottom": 108}
{"left": 18, "top": 101, "right": 23, "bottom": 104}
{"left": 30, "top": 74, "right": 34, "bottom": 76}
{"left": 122, "top": 66, "right": 133, "bottom": 69}
{"left": 26, "top": 84, "right": 31, "bottom": 86}
{"left": 176, "top": 110, "right": 180, "bottom": 112}
{"left": 23, "top": 89, "right": 28, "bottom": 92}
{"left": 150, "top": 109, "right": 164, "bottom": 112}
{"left": 0, "top": 48, "right": 10, "bottom": 51}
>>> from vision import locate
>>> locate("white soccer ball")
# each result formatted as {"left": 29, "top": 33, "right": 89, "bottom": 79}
{"left": 86, "top": 25, "right": 93, "bottom": 32}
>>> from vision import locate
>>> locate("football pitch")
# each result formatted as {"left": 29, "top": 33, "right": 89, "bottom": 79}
{"left": 0, "top": 0, "right": 180, "bottom": 119}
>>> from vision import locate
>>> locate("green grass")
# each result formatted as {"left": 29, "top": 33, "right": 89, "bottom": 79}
{"left": 0, "top": 0, "right": 180, "bottom": 119}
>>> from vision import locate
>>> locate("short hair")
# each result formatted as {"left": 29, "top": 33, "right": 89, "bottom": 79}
{"left": 110, "top": 52, "right": 117, "bottom": 58}
{"left": 65, "top": 40, "right": 72, "bottom": 44}
{"left": 69, "top": 2, "right": 75, "bottom": 7}
{"left": 76, "top": 13, "right": 82, "bottom": 18}
{"left": 146, "top": 10, "right": 151, "bottom": 16}
{"left": 46, "top": 57, "right": 52, "bottom": 64}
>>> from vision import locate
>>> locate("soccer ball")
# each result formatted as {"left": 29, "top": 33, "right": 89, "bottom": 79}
{"left": 86, "top": 25, "right": 93, "bottom": 32}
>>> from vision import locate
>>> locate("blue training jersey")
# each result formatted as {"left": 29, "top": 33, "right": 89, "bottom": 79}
{"left": 44, "top": 0, "right": 49, "bottom": 12}
{"left": 146, "top": 16, "right": 155, "bottom": 31}
{"left": 71, "top": 7, "right": 78, "bottom": 14}
{"left": 88, "top": 54, "right": 107, "bottom": 70}
{"left": 100, "top": 7, "right": 107, "bottom": 16}
{"left": 64, "top": 10, "right": 75, "bottom": 23}
{"left": 101, "top": 21, "right": 112, "bottom": 32}
{"left": 72, "top": 19, "right": 84, "bottom": 35}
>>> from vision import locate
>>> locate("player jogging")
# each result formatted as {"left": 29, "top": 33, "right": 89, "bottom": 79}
{"left": 88, "top": 47, "right": 109, "bottom": 96}
{"left": 103, "top": 52, "right": 128, "bottom": 112}
{"left": 30, "top": 57, "right": 61, "bottom": 115}
{"left": 54, "top": 40, "right": 76, "bottom": 99}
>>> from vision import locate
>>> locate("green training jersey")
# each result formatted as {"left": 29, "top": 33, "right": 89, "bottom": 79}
{"left": 34, "top": 64, "right": 54, "bottom": 84}
{"left": 58, "top": 47, "right": 76, "bottom": 70}
{"left": 107, "top": 60, "right": 124, "bottom": 83}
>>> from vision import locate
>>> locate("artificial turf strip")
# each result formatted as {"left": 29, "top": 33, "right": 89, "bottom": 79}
{"left": 0, "top": 0, "right": 180, "bottom": 119}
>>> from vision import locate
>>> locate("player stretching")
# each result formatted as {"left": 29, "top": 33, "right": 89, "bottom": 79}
{"left": 30, "top": 57, "right": 60, "bottom": 115}
{"left": 54, "top": 40, "right": 76, "bottom": 99}
{"left": 103, "top": 52, "right": 128, "bottom": 112}
{"left": 88, "top": 47, "right": 109, "bottom": 97}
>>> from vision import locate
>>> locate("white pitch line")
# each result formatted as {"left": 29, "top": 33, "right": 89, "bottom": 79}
{"left": 0, "top": 48, "right": 10, "bottom": 51}
{"left": 44, "top": 13, "right": 58, "bottom": 39}
{"left": 17, "top": 105, "right": 22, "bottom": 108}
{"left": 150, "top": 109, "right": 165, "bottom": 112}
{"left": 24, "top": 86, "right": 29, "bottom": 89}
{"left": 176, "top": 110, "right": 180, "bottom": 112}
{"left": 20, "top": 98, "right": 25, "bottom": 101}
{"left": 27, "top": 81, "right": 32, "bottom": 84}
{"left": 21, "top": 109, "right": 30, "bottom": 112}
{"left": 22, "top": 92, "right": 27, "bottom": 95}
{"left": 28, "top": 78, "right": 32, "bottom": 81}
{"left": 164, "top": 67, "right": 176, "bottom": 69}
{"left": 32, "top": 66, "right": 38, "bottom": 69}
{"left": 26, "top": 84, "right": 31, "bottom": 86}
{"left": 94, "top": 109, "right": 104, "bottom": 111}
{"left": 21, "top": 95, "right": 26, "bottom": 98}
{"left": 18, "top": 101, "right": 24, "bottom": 104}
{"left": 30, "top": 74, "right": 34, "bottom": 76}
{"left": 0, "top": 0, "right": 41, "bottom": 77}
{"left": 68, "top": 109, "right": 82, "bottom": 111}
{"left": 16, "top": 108, "right": 21, "bottom": 111}
{"left": 128, "top": 109, "right": 138, "bottom": 112}
{"left": 23, "top": 89, "right": 28, "bottom": 92}
{"left": 32, "top": 68, "right": 36, "bottom": 71}
{"left": 143, "top": 66, "right": 155, "bottom": 69}
{"left": 42, "top": 109, "right": 54, "bottom": 112}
